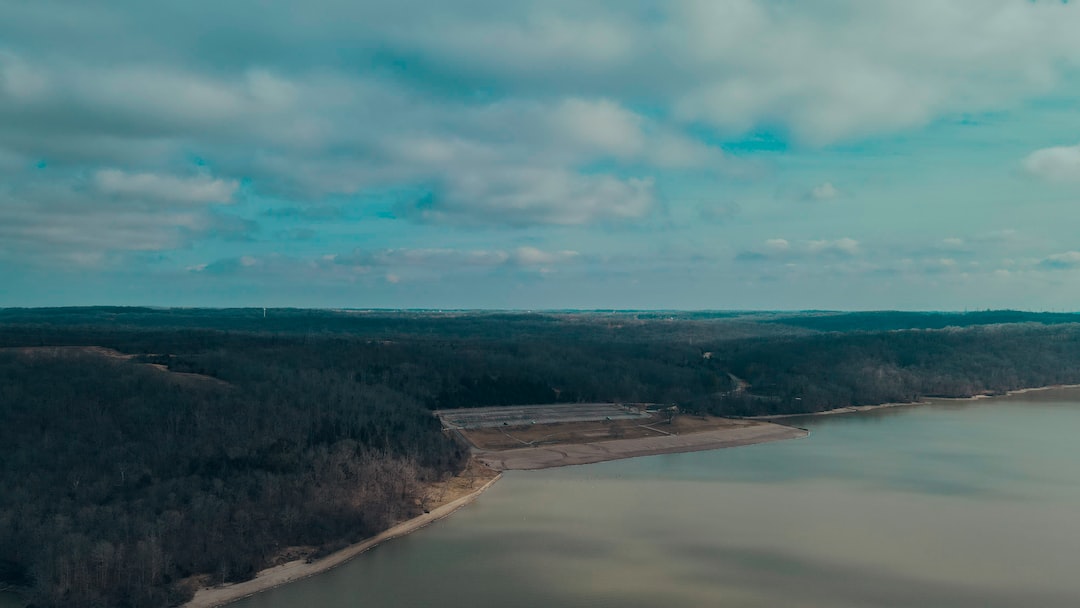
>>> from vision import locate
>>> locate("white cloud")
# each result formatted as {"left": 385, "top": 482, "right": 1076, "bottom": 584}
{"left": 0, "top": 174, "right": 247, "bottom": 265}
{"left": 549, "top": 98, "right": 722, "bottom": 168}
{"left": 0, "top": 168, "right": 243, "bottom": 266}
{"left": 552, "top": 98, "right": 644, "bottom": 158}
{"left": 336, "top": 248, "right": 511, "bottom": 269}
{"left": 807, "top": 237, "right": 859, "bottom": 256}
{"left": 512, "top": 247, "right": 579, "bottom": 266}
{"left": 1, "top": 53, "right": 671, "bottom": 227}
{"left": 1039, "top": 251, "right": 1080, "bottom": 270}
{"left": 94, "top": 170, "right": 238, "bottom": 204}
{"left": 0, "top": 52, "right": 48, "bottom": 101}
{"left": 647, "top": 131, "right": 723, "bottom": 168}
{"left": 7, "top": 1, "right": 1080, "bottom": 153}
{"left": 1024, "top": 143, "right": 1080, "bottom": 182}
{"left": 738, "top": 237, "right": 860, "bottom": 261}
{"left": 764, "top": 238, "right": 790, "bottom": 253}
{"left": 670, "top": 0, "right": 1080, "bottom": 144}
{"left": 196, "top": 246, "right": 583, "bottom": 280}
{"left": 411, "top": 11, "right": 636, "bottom": 74}
{"left": 407, "top": 169, "right": 655, "bottom": 226}
{"left": 923, "top": 257, "right": 959, "bottom": 273}
{"left": 6, "top": 0, "right": 1080, "bottom": 280}
{"left": 4, "top": 0, "right": 1078, "bottom": 242}
{"left": 807, "top": 182, "right": 839, "bottom": 201}
{"left": 380, "top": 0, "right": 1080, "bottom": 144}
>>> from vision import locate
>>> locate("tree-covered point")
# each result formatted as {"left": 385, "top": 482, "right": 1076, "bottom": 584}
{"left": 0, "top": 350, "right": 464, "bottom": 608}
{"left": 3, "top": 308, "right": 1080, "bottom": 607}
{"left": 710, "top": 324, "right": 1080, "bottom": 415}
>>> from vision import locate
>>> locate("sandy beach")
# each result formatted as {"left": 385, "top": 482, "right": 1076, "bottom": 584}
{"left": 474, "top": 422, "right": 808, "bottom": 470}
{"left": 749, "top": 401, "right": 919, "bottom": 420}
{"left": 752, "top": 383, "right": 1080, "bottom": 420}
{"left": 184, "top": 473, "right": 502, "bottom": 608}
{"left": 938, "top": 383, "right": 1080, "bottom": 399}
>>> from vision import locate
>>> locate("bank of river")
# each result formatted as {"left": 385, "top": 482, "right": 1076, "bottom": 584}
{"left": 230, "top": 388, "right": 1080, "bottom": 607}
{"left": 750, "top": 383, "right": 1080, "bottom": 420}
{"left": 187, "top": 472, "right": 501, "bottom": 607}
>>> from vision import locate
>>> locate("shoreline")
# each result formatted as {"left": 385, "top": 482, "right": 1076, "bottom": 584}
{"left": 183, "top": 473, "right": 502, "bottom": 608}
{"left": 751, "top": 383, "right": 1080, "bottom": 420}
{"left": 181, "top": 383, "right": 1080, "bottom": 606}
{"left": 933, "top": 383, "right": 1080, "bottom": 400}
{"left": 474, "top": 422, "right": 808, "bottom": 470}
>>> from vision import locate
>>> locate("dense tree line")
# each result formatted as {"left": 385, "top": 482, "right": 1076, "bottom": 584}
{"left": 0, "top": 315, "right": 740, "bottom": 607}
{"left": 701, "top": 324, "right": 1080, "bottom": 416}
{"left": 3, "top": 309, "right": 1080, "bottom": 606}
{"left": 761, "top": 310, "right": 1080, "bottom": 332}
{"left": 2, "top": 307, "right": 1077, "bottom": 337}
{"left": 0, "top": 353, "right": 462, "bottom": 607}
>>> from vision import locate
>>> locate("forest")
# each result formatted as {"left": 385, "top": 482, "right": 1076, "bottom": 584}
{"left": 3, "top": 308, "right": 1080, "bottom": 607}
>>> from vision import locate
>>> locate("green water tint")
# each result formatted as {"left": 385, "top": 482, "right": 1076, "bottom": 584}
{"left": 0, "top": 593, "right": 23, "bottom": 608}
{"left": 234, "top": 390, "right": 1080, "bottom": 607}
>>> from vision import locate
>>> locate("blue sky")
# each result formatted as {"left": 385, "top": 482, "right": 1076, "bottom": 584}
{"left": 2, "top": 0, "right": 1080, "bottom": 309}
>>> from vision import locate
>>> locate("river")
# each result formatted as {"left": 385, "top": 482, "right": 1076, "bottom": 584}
{"left": 229, "top": 389, "right": 1080, "bottom": 607}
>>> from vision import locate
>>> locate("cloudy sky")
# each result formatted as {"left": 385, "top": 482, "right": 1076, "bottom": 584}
{"left": 3, "top": 0, "right": 1080, "bottom": 309}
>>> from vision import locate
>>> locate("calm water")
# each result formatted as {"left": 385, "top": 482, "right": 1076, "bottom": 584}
{"left": 0, "top": 593, "right": 19, "bottom": 608}
{"left": 234, "top": 391, "right": 1080, "bottom": 607}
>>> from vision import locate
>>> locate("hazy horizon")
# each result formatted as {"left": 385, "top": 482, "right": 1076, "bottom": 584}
{"left": 4, "top": 305, "right": 1080, "bottom": 314}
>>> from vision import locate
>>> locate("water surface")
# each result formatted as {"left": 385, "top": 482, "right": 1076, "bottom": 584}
{"left": 234, "top": 390, "right": 1080, "bottom": 607}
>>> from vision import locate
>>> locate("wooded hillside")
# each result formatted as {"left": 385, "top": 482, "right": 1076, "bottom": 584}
{"left": 2, "top": 308, "right": 1080, "bottom": 606}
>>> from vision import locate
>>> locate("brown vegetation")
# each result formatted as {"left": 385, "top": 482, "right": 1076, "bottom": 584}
{"left": 0, "top": 346, "right": 230, "bottom": 388}
{"left": 474, "top": 422, "right": 807, "bottom": 470}
{"left": 459, "top": 414, "right": 754, "bottom": 450}
{"left": 184, "top": 467, "right": 502, "bottom": 608}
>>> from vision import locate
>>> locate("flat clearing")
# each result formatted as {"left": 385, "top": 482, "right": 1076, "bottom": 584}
{"left": 461, "top": 414, "right": 755, "bottom": 450}
{"left": 474, "top": 421, "right": 806, "bottom": 470}
{"left": 1, "top": 346, "right": 230, "bottom": 388}
{"left": 436, "top": 403, "right": 808, "bottom": 471}
{"left": 436, "top": 402, "right": 649, "bottom": 429}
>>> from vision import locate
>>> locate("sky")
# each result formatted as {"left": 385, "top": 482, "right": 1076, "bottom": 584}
{"left": 2, "top": 0, "right": 1080, "bottom": 310}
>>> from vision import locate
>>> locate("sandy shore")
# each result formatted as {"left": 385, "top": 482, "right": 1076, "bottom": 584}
{"left": 181, "top": 384, "right": 1080, "bottom": 605}
{"left": 184, "top": 473, "right": 502, "bottom": 608}
{"left": 927, "top": 383, "right": 1080, "bottom": 402}
{"left": 752, "top": 383, "right": 1080, "bottom": 420}
{"left": 749, "top": 401, "right": 920, "bottom": 420}
{"left": 183, "top": 421, "right": 806, "bottom": 605}
{"left": 474, "top": 422, "right": 808, "bottom": 470}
